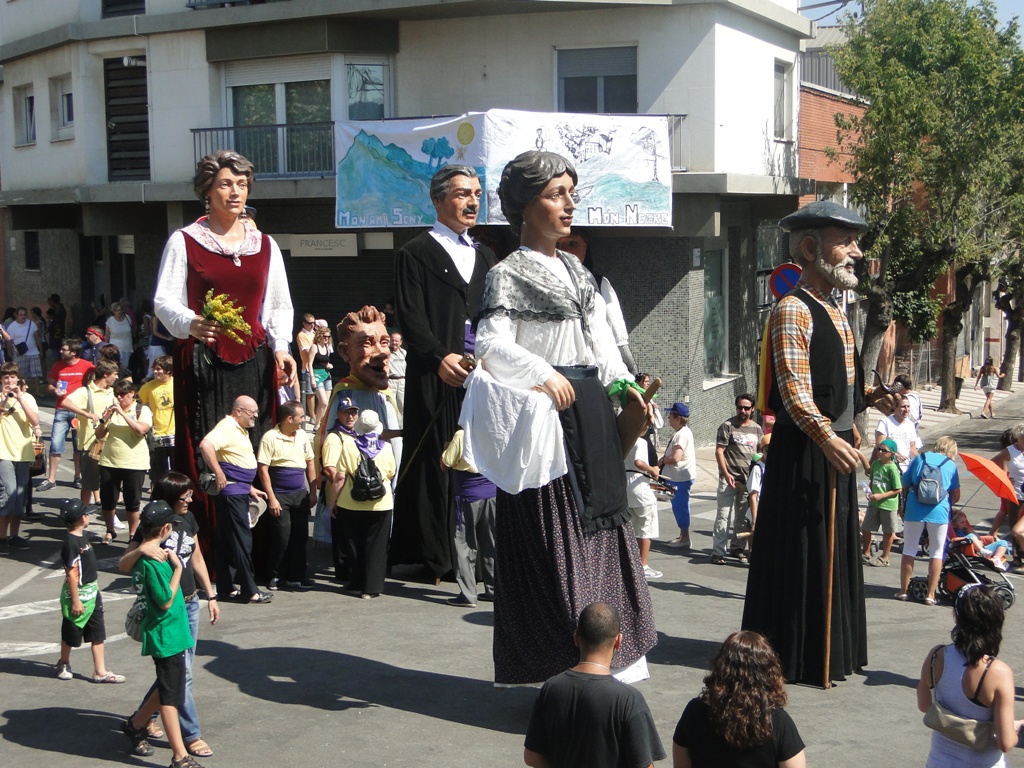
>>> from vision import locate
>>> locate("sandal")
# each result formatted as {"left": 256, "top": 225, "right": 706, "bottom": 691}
{"left": 171, "top": 756, "right": 204, "bottom": 768}
{"left": 869, "top": 557, "right": 890, "bottom": 567}
{"left": 121, "top": 718, "right": 155, "bottom": 757}
{"left": 735, "top": 552, "right": 749, "bottom": 563}
{"left": 186, "top": 738, "right": 214, "bottom": 757}
{"left": 102, "top": 532, "right": 116, "bottom": 545}
{"left": 710, "top": 556, "right": 727, "bottom": 565}
{"left": 923, "top": 597, "right": 939, "bottom": 606}
{"left": 894, "top": 592, "right": 908, "bottom": 601}
{"left": 146, "top": 720, "right": 165, "bottom": 739}
{"left": 247, "top": 591, "right": 273, "bottom": 604}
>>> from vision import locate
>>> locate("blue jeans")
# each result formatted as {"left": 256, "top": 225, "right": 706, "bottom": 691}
{"left": 667, "top": 479, "right": 693, "bottom": 531}
{"left": 143, "top": 597, "right": 201, "bottom": 741}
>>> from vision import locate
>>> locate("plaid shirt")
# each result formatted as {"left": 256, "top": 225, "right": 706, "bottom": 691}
{"left": 770, "top": 283, "right": 856, "bottom": 447}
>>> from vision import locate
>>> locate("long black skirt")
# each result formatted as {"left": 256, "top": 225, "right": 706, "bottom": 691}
{"left": 741, "top": 424, "right": 867, "bottom": 686}
{"left": 493, "top": 476, "right": 657, "bottom": 685}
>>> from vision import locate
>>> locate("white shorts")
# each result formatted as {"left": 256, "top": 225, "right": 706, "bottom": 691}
{"left": 629, "top": 501, "right": 659, "bottom": 540}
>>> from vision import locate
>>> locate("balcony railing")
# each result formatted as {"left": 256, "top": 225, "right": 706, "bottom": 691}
{"left": 193, "top": 115, "right": 686, "bottom": 180}
{"left": 192, "top": 122, "right": 335, "bottom": 179}
{"left": 186, "top": 0, "right": 278, "bottom": 8}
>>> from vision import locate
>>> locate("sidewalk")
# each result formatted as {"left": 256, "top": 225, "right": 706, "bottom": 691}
{"left": 688, "top": 384, "right": 1024, "bottom": 505}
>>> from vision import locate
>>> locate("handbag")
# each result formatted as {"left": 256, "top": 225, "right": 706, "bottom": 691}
{"left": 14, "top": 322, "right": 30, "bottom": 355}
{"left": 198, "top": 471, "right": 220, "bottom": 497}
{"left": 124, "top": 595, "right": 147, "bottom": 642}
{"left": 30, "top": 441, "right": 46, "bottom": 477}
{"left": 922, "top": 645, "right": 996, "bottom": 751}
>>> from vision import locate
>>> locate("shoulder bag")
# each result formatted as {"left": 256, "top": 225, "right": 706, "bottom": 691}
{"left": 922, "top": 645, "right": 996, "bottom": 751}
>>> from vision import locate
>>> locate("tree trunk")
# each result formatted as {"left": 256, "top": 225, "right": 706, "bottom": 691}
{"left": 1000, "top": 308, "right": 1022, "bottom": 391}
{"left": 938, "top": 302, "right": 963, "bottom": 413}
{"left": 856, "top": 292, "right": 894, "bottom": 436}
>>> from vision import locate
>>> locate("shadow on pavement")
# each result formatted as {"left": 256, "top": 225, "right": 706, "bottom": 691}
{"left": 647, "top": 631, "right": 720, "bottom": 671}
{"left": 0, "top": 658, "right": 64, "bottom": 680}
{"left": 0, "top": 706, "right": 128, "bottom": 761}
{"left": 648, "top": 579, "right": 745, "bottom": 600}
{"left": 197, "top": 639, "right": 535, "bottom": 732}
{"left": 857, "top": 667, "right": 918, "bottom": 689}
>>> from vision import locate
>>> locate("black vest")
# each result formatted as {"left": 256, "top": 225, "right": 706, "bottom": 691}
{"left": 768, "top": 286, "right": 863, "bottom": 425}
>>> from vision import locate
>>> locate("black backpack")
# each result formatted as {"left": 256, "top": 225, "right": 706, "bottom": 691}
{"left": 350, "top": 451, "right": 386, "bottom": 502}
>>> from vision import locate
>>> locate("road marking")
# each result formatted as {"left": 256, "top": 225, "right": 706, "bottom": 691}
{"left": 0, "top": 590, "right": 133, "bottom": 621}
{"left": 44, "top": 555, "right": 122, "bottom": 579}
{"left": 0, "top": 632, "right": 128, "bottom": 659}
{"left": 0, "top": 552, "right": 62, "bottom": 599}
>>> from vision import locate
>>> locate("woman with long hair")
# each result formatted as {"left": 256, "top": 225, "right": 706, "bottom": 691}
{"left": 974, "top": 358, "right": 1004, "bottom": 419}
{"left": 119, "top": 471, "right": 219, "bottom": 759}
{"left": 917, "top": 585, "right": 1021, "bottom": 766}
{"left": 306, "top": 323, "right": 334, "bottom": 430}
{"left": 673, "top": 631, "right": 806, "bottom": 767}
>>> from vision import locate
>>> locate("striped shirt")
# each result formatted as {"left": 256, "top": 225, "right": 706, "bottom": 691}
{"left": 770, "top": 283, "right": 855, "bottom": 447}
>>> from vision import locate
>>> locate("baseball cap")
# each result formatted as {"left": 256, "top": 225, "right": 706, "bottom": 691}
{"left": 140, "top": 501, "right": 178, "bottom": 529}
{"left": 59, "top": 499, "right": 100, "bottom": 525}
{"left": 338, "top": 396, "right": 358, "bottom": 412}
{"left": 665, "top": 402, "right": 690, "bottom": 418}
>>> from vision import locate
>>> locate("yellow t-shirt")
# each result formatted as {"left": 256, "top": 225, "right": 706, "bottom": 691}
{"left": 0, "top": 392, "right": 37, "bottom": 462}
{"left": 257, "top": 426, "right": 313, "bottom": 468}
{"left": 100, "top": 405, "right": 153, "bottom": 470}
{"left": 66, "top": 383, "right": 116, "bottom": 452}
{"left": 321, "top": 431, "right": 345, "bottom": 473}
{"left": 204, "top": 415, "right": 257, "bottom": 470}
{"left": 440, "top": 429, "right": 476, "bottom": 472}
{"left": 334, "top": 436, "right": 395, "bottom": 512}
{"left": 137, "top": 378, "right": 174, "bottom": 437}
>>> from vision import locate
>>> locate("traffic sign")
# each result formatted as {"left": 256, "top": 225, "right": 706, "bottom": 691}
{"left": 769, "top": 263, "right": 802, "bottom": 299}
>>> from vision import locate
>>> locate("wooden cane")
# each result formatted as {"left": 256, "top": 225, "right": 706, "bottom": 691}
{"left": 823, "top": 465, "right": 837, "bottom": 690}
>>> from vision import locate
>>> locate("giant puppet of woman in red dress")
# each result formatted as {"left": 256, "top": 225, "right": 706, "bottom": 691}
{"left": 154, "top": 150, "right": 296, "bottom": 558}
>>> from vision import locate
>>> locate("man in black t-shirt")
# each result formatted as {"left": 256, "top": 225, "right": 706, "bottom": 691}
{"left": 524, "top": 603, "right": 665, "bottom": 768}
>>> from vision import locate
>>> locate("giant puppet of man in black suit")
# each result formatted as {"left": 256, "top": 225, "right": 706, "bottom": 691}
{"left": 393, "top": 165, "right": 498, "bottom": 579}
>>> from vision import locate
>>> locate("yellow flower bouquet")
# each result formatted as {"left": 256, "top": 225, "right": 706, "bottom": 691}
{"left": 203, "top": 289, "right": 252, "bottom": 345}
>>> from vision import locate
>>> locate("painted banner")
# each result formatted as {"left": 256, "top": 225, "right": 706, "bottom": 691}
{"left": 334, "top": 109, "right": 672, "bottom": 229}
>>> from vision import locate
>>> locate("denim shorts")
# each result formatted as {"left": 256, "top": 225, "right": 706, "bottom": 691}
{"left": 49, "top": 408, "right": 77, "bottom": 456}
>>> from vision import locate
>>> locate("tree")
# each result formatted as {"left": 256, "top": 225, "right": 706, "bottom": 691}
{"left": 831, "top": 0, "right": 1024, "bottom": 412}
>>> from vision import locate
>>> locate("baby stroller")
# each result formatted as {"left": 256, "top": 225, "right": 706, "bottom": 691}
{"left": 907, "top": 526, "right": 1015, "bottom": 609}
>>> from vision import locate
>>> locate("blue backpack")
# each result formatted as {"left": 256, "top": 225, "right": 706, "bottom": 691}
{"left": 915, "top": 456, "right": 950, "bottom": 506}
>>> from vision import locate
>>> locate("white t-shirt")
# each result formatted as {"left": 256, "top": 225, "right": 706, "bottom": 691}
{"left": 624, "top": 438, "right": 656, "bottom": 509}
{"left": 661, "top": 426, "right": 695, "bottom": 483}
{"left": 876, "top": 415, "right": 922, "bottom": 473}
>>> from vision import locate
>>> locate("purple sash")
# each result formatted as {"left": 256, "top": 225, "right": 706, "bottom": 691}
{"left": 268, "top": 466, "right": 307, "bottom": 494}
{"left": 219, "top": 462, "right": 257, "bottom": 496}
{"left": 452, "top": 469, "right": 496, "bottom": 527}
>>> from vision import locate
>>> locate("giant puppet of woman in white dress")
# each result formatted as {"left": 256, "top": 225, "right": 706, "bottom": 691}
{"left": 461, "top": 151, "right": 656, "bottom": 686}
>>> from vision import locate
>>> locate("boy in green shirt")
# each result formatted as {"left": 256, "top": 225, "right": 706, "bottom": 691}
{"left": 121, "top": 501, "right": 203, "bottom": 768}
{"left": 861, "top": 438, "right": 903, "bottom": 567}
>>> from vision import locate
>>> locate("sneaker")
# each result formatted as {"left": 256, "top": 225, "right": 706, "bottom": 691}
{"left": 56, "top": 662, "right": 72, "bottom": 681}
{"left": 643, "top": 564, "right": 663, "bottom": 579}
{"left": 113, "top": 516, "right": 128, "bottom": 531}
{"left": 36, "top": 480, "right": 56, "bottom": 492}
{"left": 7, "top": 536, "right": 29, "bottom": 551}
{"left": 267, "top": 578, "right": 279, "bottom": 591}
{"left": 93, "top": 671, "right": 126, "bottom": 684}
{"left": 667, "top": 537, "right": 691, "bottom": 550}
{"left": 0, "top": 538, "right": 8, "bottom": 555}
{"left": 72, "top": 478, "right": 82, "bottom": 490}
{"left": 869, "top": 557, "right": 890, "bottom": 567}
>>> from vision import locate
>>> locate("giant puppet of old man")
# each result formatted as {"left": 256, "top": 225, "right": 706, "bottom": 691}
{"left": 742, "top": 200, "right": 875, "bottom": 689}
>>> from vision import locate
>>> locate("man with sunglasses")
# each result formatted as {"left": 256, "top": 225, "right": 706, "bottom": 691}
{"left": 712, "top": 394, "right": 762, "bottom": 565}
{"left": 297, "top": 314, "right": 317, "bottom": 421}
{"left": 873, "top": 394, "right": 921, "bottom": 515}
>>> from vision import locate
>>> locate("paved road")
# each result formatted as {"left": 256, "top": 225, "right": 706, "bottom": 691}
{"left": 3, "top": 394, "right": 1024, "bottom": 767}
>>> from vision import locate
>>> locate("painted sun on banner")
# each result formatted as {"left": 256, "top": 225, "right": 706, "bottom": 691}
{"left": 334, "top": 109, "right": 672, "bottom": 229}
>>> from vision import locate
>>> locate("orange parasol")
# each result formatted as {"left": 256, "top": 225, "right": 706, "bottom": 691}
{"left": 959, "top": 452, "right": 1019, "bottom": 504}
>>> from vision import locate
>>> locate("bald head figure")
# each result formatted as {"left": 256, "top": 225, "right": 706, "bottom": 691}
{"left": 231, "top": 395, "right": 259, "bottom": 429}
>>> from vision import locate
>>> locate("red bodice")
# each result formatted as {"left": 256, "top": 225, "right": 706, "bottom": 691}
{"left": 183, "top": 231, "right": 269, "bottom": 365}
